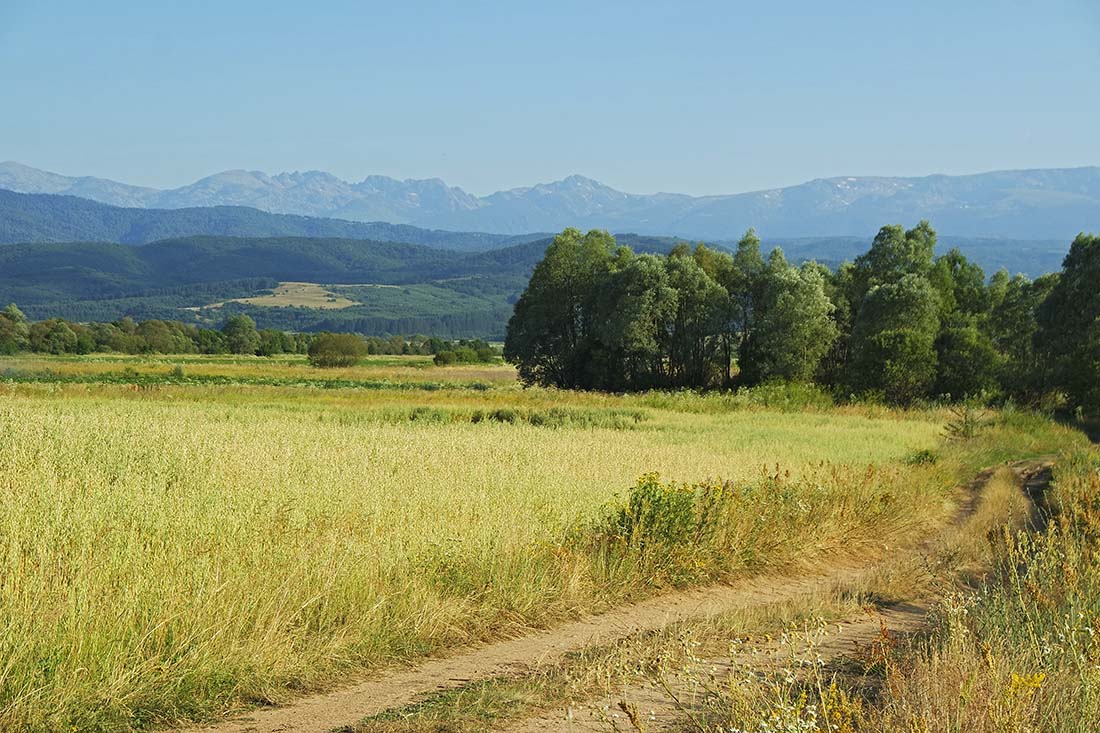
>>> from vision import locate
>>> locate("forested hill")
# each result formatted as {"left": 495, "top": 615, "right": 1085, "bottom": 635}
{"left": 0, "top": 235, "right": 513, "bottom": 299}
{"left": 0, "top": 189, "right": 540, "bottom": 251}
{"left": 0, "top": 233, "right": 724, "bottom": 335}
{"left": 0, "top": 233, "right": 697, "bottom": 296}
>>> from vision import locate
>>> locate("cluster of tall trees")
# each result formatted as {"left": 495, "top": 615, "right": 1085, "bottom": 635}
{"left": 504, "top": 226, "right": 1100, "bottom": 412}
{"left": 0, "top": 311, "right": 311, "bottom": 357}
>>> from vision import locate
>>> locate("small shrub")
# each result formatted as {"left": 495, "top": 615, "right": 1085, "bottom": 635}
{"left": 585, "top": 473, "right": 747, "bottom": 586}
{"left": 905, "top": 448, "right": 938, "bottom": 465}
{"left": 945, "top": 403, "right": 990, "bottom": 441}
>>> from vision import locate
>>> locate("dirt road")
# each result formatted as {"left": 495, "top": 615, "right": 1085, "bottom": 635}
{"left": 176, "top": 460, "right": 1052, "bottom": 733}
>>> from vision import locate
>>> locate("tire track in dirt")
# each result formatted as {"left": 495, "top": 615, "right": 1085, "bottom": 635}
{"left": 505, "top": 601, "right": 931, "bottom": 733}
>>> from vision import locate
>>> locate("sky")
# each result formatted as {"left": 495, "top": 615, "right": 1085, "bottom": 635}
{"left": 1, "top": 0, "right": 1098, "bottom": 196}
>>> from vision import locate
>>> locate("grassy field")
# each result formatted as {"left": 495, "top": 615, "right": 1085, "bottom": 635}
{"left": 0, "top": 353, "right": 1054, "bottom": 732}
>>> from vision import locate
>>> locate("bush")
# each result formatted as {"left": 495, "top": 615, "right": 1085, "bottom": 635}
{"left": 735, "top": 381, "right": 835, "bottom": 411}
{"left": 307, "top": 333, "right": 367, "bottom": 368}
{"left": 432, "top": 339, "right": 499, "bottom": 366}
{"left": 433, "top": 350, "right": 458, "bottom": 366}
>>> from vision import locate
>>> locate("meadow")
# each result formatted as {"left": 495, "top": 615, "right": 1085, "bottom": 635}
{"left": 0, "top": 353, "right": 974, "bottom": 731}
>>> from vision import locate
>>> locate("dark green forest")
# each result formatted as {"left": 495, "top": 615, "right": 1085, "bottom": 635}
{"left": 505, "top": 225, "right": 1100, "bottom": 413}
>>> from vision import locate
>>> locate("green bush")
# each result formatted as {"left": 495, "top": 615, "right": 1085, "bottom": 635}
{"left": 308, "top": 332, "right": 367, "bottom": 368}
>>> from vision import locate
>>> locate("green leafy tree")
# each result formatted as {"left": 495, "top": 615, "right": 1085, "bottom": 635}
{"left": 136, "top": 319, "right": 194, "bottom": 354}
{"left": 594, "top": 254, "right": 678, "bottom": 390}
{"left": 663, "top": 253, "right": 727, "bottom": 387}
{"left": 69, "top": 322, "right": 97, "bottom": 354}
{"left": 930, "top": 248, "right": 989, "bottom": 319}
{"left": 924, "top": 248, "right": 1000, "bottom": 398}
{"left": 257, "top": 329, "right": 295, "bottom": 357}
{"left": 1036, "top": 233, "right": 1100, "bottom": 413}
{"left": 934, "top": 317, "right": 1001, "bottom": 399}
{"left": 853, "top": 221, "right": 936, "bottom": 289}
{"left": 0, "top": 304, "right": 29, "bottom": 354}
{"left": 988, "top": 272, "right": 1056, "bottom": 397}
{"left": 692, "top": 243, "right": 739, "bottom": 385}
{"left": 740, "top": 253, "right": 838, "bottom": 384}
{"left": 504, "top": 229, "right": 621, "bottom": 387}
{"left": 817, "top": 262, "right": 857, "bottom": 388}
{"left": 222, "top": 314, "right": 260, "bottom": 355}
{"left": 194, "top": 328, "right": 229, "bottom": 354}
{"left": 844, "top": 221, "right": 944, "bottom": 403}
{"left": 729, "top": 228, "right": 766, "bottom": 363}
{"left": 848, "top": 274, "right": 940, "bottom": 403}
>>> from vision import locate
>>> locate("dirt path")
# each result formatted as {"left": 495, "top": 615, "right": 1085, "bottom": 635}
{"left": 179, "top": 566, "right": 882, "bottom": 733}
{"left": 506, "top": 459, "right": 1054, "bottom": 732}
{"left": 176, "top": 460, "right": 1050, "bottom": 733}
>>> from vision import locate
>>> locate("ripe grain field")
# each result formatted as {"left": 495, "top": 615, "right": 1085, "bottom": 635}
{"left": 0, "top": 356, "right": 952, "bottom": 732}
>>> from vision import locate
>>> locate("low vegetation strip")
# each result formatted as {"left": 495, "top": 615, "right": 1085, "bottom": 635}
{"left": 0, "top": 366, "right": 496, "bottom": 392}
{"left": 204, "top": 282, "right": 358, "bottom": 310}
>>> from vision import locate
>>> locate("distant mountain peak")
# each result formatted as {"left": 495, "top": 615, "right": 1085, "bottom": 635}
{"left": 558, "top": 173, "right": 604, "bottom": 186}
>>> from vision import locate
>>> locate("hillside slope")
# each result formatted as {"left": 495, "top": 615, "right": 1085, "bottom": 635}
{"left": 0, "top": 189, "right": 536, "bottom": 251}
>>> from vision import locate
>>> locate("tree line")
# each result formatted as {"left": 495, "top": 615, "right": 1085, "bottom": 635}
{"left": 504, "top": 225, "right": 1100, "bottom": 413}
{"left": 0, "top": 310, "right": 498, "bottom": 366}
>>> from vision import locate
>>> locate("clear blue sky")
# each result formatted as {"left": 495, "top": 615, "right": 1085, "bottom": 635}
{"left": 2, "top": 0, "right": 1098, "bottom": 195}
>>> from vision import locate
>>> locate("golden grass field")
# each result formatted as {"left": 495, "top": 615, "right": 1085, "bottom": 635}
{"left": 190, "top": 281, "right": 358, "bottom": 310}
{"left": 0, "top": 353, "right": 1086, "bottom": 732}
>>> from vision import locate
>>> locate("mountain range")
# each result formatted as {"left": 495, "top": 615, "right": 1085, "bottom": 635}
{"left": 3, "top": 161, "right": 1098, "bottom": 240}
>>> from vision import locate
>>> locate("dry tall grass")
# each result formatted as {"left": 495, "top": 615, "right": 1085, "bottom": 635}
{"left": 0, "top": 380, "right": 944, "bottom": 732}
{"left": 874, "top": 447, "right": 1100, "bottom": 732}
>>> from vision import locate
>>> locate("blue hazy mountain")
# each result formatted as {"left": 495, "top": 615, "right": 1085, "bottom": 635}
{"left": 3, "top": 161, "right": 1097, "bottom": 240}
